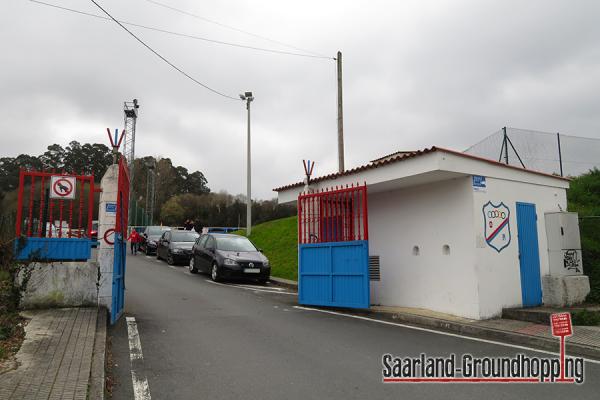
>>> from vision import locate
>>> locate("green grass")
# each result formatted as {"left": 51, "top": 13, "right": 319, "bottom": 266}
{"left": 234, "top": 216, "right": 298, "bottom": 281}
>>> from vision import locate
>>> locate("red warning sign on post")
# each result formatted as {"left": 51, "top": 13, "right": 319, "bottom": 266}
{"left": 50, "top": 175, "right": 76, "bottom": 200}
{"left": 551, "top": 312, "right": 573, "bottom": 337}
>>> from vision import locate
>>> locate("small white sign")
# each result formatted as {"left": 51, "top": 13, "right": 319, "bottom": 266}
{"left": 472, "top": 175, "right": 487, "bottom": 192}
{"left": 50, "top": 175, "right": 76, "bottom": 200}
{"left": 105, "top": 202, "right": 117, "bottom": 215}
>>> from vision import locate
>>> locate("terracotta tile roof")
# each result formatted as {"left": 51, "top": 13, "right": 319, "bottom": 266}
{"left": 370, "top": 150, "right": 416, "bottom": 163}
{"left": 273, "top": 146, "right": 569, "bottom": 192}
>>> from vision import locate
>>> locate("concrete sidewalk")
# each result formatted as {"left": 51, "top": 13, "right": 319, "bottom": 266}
{"left": 367, "top": 305, "right": 600, "bottom": 359}
{"left": 269, "top": 277, "right": 600, "bottom": 359}
{"left": 0, "top": 307, "right": 106, "bottom": 400}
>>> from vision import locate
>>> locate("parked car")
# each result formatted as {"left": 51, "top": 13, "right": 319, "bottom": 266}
{"left": 200, "top": 227, "right": 239, "bottom": 234}
{"left": 189, "top": 233, "right": 270, "bottom": 283}
{"left": 140, "top": 226, "right": 170, "bottom": 255}
{"left": 156, "top": 230, "right": 199, "bottom": 265}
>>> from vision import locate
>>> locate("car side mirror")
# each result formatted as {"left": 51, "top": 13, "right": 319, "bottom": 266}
{"left": 258, "top": 248, "right": 264, "bottom": 253}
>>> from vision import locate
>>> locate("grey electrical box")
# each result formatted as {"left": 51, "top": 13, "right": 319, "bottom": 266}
{"left": 545, "top": 212, "right": 583, "bottom": 276}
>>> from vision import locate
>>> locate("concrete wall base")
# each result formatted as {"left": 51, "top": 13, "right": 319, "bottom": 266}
{"left": 20, "top": 261, "right": 99, "bottom": 309}
{"left": 542, "top": 275, "right": 590, "bottom": 307}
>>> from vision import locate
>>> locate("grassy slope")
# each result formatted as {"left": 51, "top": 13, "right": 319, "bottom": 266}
{"left": 234, "top": 216, "right": 298, "bottom": 281}
{"left": 567, "top": 169, "right": 600, "bottom": 303}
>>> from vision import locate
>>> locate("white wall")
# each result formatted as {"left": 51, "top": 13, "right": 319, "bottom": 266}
{"left": 97, "top": 164, "right": 118, "bottom": 311}
{"left": 472, "top": 177, "right": 567, "bottom": 318}
{"left": 368, "top": 177, "right": 481, "bottom": 319}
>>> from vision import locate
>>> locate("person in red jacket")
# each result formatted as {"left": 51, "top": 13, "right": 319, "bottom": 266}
{"left": 128, "top": 230, "right": 142, "bottom": 255}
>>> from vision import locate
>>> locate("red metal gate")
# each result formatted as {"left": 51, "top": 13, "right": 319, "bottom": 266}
{"left": 116, "top": 158, "right": 129, "bottom": 238}
{"left": 111, "top": 157, "right": 130, "bottom": 324}
{"left": 298, "top": 183, "right": 368, "bottom": 244}
{"left": 297, "top": 183, "right": 370, "bottom": 309}
{"left": 14, "top": 169, "right": 97, "bottom": 260}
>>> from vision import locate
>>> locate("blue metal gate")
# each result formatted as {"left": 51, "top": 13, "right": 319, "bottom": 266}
{"left": 516, "top": 202, "right": 542, "bottom": 307}
{"left": 111, "top": 158, "right": 129, "bottom": 324}
{"left": 112, "top": 230, "right": 126, "bottom": 324}
{"left": 299, "top": 241, "right": 369, "bottom": 308}
{"left": 298, "top": 184, "right": 370, "bottom": 309}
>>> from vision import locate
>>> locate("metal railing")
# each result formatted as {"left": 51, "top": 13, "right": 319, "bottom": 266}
{"left": 298, "top": 183, "right": 368, "bottom": 244}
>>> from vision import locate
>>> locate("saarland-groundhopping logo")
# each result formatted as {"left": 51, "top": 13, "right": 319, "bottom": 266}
{"left": 382, "top": 313, "right": 586, "bottom": 384}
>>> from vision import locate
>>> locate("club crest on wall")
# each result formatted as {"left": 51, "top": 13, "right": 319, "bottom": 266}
{"left": 483, "top": 201, "right": 511, "bottom": 252}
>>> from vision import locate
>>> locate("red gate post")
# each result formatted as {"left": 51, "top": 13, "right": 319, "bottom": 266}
{"left": 362, "top": 182, "right": 369, "bottom": 240}
{"left": 15, "top": 169, "right": 25, "bottom": 237}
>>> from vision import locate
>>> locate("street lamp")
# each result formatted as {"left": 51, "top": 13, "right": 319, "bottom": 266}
{"left": 239, "top": 91, "right": 254, "bottom": 235}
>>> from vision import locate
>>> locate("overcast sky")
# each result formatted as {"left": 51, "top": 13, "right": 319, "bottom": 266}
{"left": 2, "top": 0, "right": 599, "bottom": 198}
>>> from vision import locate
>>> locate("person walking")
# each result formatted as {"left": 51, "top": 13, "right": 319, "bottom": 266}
{"left": 128, "top": 229, "right": 142, "bottom": 255}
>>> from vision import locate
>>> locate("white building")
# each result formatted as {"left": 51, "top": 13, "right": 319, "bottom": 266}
{"left": 275, "top": 147, "right": 590, "bottom": 320}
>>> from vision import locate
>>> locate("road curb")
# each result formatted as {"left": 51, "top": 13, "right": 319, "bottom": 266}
{"left": 359, "top": 309, "right": 600, "bottom": 360}
{"left": 269, "top": 276, "right": 298, "bottom": 290}
{"left": 89, "top": 307, "right": 107, "bottom": 400}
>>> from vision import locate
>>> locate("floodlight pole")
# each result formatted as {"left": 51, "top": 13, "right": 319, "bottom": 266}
{"left": 240, "top": 92, "right": 254, "bottom": 236}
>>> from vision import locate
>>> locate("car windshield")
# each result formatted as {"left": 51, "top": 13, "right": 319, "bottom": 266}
{"left": 215, "top": 236, "right": 257, "bottom": 252}
{"left": 147, "top": 227, "right": 167, "bottom": 235}
{"left": 171, "top": 231, "right": 198, "bottom": 242}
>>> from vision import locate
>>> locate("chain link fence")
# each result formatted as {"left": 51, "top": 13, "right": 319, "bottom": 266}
{"left": 465, "top": 127, "right": 600, "bottom": 177}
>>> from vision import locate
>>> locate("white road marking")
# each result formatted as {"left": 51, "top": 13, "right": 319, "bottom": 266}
{"left": 205, "top": 279, "right": 296, "bottom": 295}
{"left": 293, "top": 306, "right": 600, "bottom": 365}
{"left": 145, "top": 256, "right": 152, "bottom": 259}
{"left": 126, "top": 317, "right": 152, "bottom": 400}
{"left": 235, "top": 284, "right": 286, "bottom": 291}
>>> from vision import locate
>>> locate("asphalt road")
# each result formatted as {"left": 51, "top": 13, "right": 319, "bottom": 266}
{"left": 109, "top": 254, "right": 600, "bottom": 399}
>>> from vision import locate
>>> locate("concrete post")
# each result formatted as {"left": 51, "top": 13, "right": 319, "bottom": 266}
{"left": 97, "top": 164, "right": 119, "bottom": 310}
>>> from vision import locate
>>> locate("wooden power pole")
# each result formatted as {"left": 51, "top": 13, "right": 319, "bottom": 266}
{"left": 337, "top": 51, "right": 345, "bottom": 173}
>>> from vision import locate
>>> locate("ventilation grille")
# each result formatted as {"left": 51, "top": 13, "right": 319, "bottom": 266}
{"left": 369, "top": 256, "right": 380, "bottom": 281}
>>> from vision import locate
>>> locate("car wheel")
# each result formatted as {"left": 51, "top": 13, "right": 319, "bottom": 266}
{"left": 145, "top": 247, "right": 150, "bottom": 256}
{"left": 211, "top": 263, "right": 220, "bottom": 282}
{"left": 156, "top": 250, "right": 161, "bottom": 260}
{"left": 167, "top": 252, "right": 175, "bottom": 265}
{"left": 189, "top": 257, "right": 198, "bottom": 274}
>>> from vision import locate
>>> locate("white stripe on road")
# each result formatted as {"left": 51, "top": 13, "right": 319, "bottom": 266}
{"left": 235, "top": 284, "right": 286, "bottom": 291}
{"left": 126, "top": 317, "right": 152, "bottom": 400}
{"left": 293, "top": 306, "right": 600, "bottom": 365}
{"left": 205, "top": 279, "right": 296, "bottom": 295}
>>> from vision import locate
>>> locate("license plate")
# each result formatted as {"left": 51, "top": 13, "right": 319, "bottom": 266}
{"left": 244, "top": 268, "right": 260, "bottom": 273}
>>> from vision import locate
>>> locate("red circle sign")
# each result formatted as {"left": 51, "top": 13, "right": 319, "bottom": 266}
{"left": 52, "top": 178, "right": 74, "bottom": 197}
{"left": 103, "top": 228, "right": 116, "bottom": 245}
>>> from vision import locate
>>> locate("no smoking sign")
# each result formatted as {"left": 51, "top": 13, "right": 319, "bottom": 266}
{"left": 50, "top": 175, "right": 76, "bottom": 200}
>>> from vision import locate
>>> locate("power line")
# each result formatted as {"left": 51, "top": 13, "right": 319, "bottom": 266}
{"left": 88, "top": 0, "right": 240, "bottom": 100}
{"left": 29, "top": 0, "right": 333, "bottom": 60}
{"left": 143, "top": 0, "right": 332, "bottom": 59}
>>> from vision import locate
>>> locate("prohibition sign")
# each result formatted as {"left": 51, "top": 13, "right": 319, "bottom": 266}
{"left": 50, "top": 176, "right": 76, "bottom": 199}
{"left": 103, "top": 228, "right": 116, "bottom": 245}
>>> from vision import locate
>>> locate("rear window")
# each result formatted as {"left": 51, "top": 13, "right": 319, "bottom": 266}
{"left": 147, "top": 226, "right": 168, "bottom": 235}
{"left": 171, "top": 231, "right": 199, "bottom": 242}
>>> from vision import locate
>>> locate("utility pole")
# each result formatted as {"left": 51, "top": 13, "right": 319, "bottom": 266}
{"left": 239, "top": 92, "right": 254, "bottom": 235}
{"left": 337, "top": 51, "right": 345, "bottom": 173}
{"left": 145, "top": 159, "right": 155, "bottom": 226}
